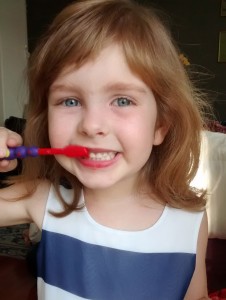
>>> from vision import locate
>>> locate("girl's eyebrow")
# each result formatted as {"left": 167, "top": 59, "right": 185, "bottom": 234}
{"left": 103, "top": 82, "right": 149, "bottom": 95}
{"left": 49, "top": 82, "right": 149, "bottom": 95}
{"left": 49, "top": 83, "right": 76, "bottom": 93}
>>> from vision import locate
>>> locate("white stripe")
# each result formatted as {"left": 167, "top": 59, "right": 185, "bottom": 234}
{"left": 42, "top": 185, "right": 203, "bottom": 254}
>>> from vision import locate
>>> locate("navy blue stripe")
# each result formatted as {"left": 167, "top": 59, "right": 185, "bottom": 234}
{"left": 37, "top": 230, "right": 195, "bottom": 300}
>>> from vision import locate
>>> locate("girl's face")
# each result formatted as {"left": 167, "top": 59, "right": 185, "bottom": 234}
{"left": 48, "top": 44, "right": 166, "bottom": 193}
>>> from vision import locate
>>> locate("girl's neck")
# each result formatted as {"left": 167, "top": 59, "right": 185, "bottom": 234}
{"left": 83, "top": 185, "right": 165, "bottom": 231}
{"left": 84, "top": 186, "right": 137, "bottom": 206}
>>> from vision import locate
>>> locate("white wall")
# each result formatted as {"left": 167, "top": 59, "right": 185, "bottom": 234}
{"left": 0, "top": 0, "right": 28, "bottom": 126}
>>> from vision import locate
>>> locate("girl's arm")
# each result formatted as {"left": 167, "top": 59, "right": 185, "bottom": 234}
{"left": 184, "top": 211, "right": 209, "bottom": 300}
{"left": 0, "top": 126, "right": 49, "bottom": 229}
{"left": 0, "top": 180, "right": 50, "bottom": 229}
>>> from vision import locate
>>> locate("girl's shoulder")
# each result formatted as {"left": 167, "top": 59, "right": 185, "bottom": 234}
{"left": 0, "top": 179, "right": 51, "bottom": 229}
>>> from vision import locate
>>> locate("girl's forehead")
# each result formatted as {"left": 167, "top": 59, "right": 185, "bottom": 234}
{"left": 49, "top": 44, "right": 156, "bottom": 96}
{"left": 51, "top": 45, "right": 126, "bottom": 81}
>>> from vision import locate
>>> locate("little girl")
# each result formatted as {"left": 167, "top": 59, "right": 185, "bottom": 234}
{"left": 0, "top": 0, "right": 210, "bottom": 299}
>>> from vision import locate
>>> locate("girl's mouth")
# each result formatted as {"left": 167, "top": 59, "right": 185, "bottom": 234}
{"left": 78, "top": 150, "right": 119, "bottom": 168}
{"left": 88, "top": 151, "right": 117, "bottom": 161}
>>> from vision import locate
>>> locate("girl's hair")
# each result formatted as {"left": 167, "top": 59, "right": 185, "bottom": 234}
{"left": 21, "top": 0, "right": 209, "bottom": 215}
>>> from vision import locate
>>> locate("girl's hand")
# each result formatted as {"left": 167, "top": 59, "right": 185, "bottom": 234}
{"left": 0, "top": 127, "right": 23, "bottom": 172}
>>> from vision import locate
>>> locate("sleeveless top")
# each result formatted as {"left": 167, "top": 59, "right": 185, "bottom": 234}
{"left": 37, "top": 185, "right": 204, "bottom": 300}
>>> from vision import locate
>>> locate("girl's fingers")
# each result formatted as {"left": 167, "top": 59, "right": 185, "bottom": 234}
{"left": 0, "top": 128, "right": 22, "bottom": 150}
{"left": 0, "top": 127, "right": 23, "bottom": 172}
{"left": 0, "top": 159, "right": 18, "bottom": 172}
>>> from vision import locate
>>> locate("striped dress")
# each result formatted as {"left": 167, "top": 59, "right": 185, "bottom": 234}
{"left": 37, "top": 185, "right": 204, "bottom": 300}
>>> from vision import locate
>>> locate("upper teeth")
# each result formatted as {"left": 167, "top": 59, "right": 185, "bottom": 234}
{"left": 89, "top": 152, "right": 116, "bottom": 161}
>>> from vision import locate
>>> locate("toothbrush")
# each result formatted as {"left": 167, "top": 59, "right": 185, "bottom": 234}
{"left": 0, "top": 145, "right": 89, "bottom": 160}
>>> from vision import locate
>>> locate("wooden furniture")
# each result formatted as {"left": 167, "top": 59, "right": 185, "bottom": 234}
{"left": 0, "top": 256, "right": 37, "bottom": 300}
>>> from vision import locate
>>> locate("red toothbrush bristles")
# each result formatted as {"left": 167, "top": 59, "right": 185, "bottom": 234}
{"left": 38, "top": 145, "right": 89, "bottom": 157}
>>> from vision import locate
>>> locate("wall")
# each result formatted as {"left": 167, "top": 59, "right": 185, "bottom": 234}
{"left": 0, "top": 0, "right": 28, "bottom": 125}
{"left": 26, "top": 0, "right": 226, "bottom": 121}
{"left": 150, "top": 0, "right": 226, "bottom": 121}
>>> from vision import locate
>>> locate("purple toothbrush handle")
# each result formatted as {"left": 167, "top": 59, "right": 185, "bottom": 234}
{"left": 0, "top": 146, "right": 39, "bottom": 160}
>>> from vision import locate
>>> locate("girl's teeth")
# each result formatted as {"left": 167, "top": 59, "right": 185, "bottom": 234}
{"left": 89, "top": 152, "right": 116, "bottom": 161}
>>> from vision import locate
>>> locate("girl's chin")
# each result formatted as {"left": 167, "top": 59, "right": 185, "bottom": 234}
{"left": 79, "top": 178, "right": 118, "bottom": 190}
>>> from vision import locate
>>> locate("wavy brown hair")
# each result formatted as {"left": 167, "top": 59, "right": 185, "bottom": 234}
{"left": 20, "top": 0, "right": 209, "bottom": 215}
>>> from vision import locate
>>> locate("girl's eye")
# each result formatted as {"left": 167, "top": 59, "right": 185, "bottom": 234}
{"left": 63, "top": 98, "right": 80, "bottom": 107}
{"left": 114, "top": 97, "right": 133, "bottom": 107}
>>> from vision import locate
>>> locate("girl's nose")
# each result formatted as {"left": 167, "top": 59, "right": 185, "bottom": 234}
{"left": 78, "top": 108, "right": 109, "bottom": 137}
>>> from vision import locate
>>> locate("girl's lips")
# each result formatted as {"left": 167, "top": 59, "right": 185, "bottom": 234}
{"left": 78, "top": 152, "right": 120, "bottom": 168}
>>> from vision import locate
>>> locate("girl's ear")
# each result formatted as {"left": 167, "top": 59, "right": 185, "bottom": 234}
{"left": 153, "top": 123, "right": 169, "bottom": 146}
